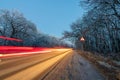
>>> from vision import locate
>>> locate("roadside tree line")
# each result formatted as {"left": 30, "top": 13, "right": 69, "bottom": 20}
{"left": 0, "top": 9, "right": 69, "bottom": 47}
{"left": 63, "top": 0, "right": 120, "bottom": 56}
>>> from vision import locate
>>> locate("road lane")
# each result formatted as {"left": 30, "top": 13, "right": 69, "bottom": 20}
{"left": 44, "top": 51, "right": 105, "bottom": 80}
{"left": 3, "top": 50, "right": 72, "bottom": 80}
{"left": 0, "top": 49, "right": 72, "bottom": 80}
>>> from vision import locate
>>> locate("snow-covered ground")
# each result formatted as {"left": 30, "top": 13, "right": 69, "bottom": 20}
{"left": 43, "top": 51, "right": 105, "bottom": 80}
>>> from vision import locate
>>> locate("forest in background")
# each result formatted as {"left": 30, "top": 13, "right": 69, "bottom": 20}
{"left": 0, "top": 9, "right": 70, "bottom": 48}
{"left": 63, "top": 0, "right": 120, "bottom": 60}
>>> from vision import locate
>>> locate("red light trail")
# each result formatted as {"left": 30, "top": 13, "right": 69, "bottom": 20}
{"left": 0, "top": 36, "right": 22, "bottom": 42}
{"left": 0, "top": 46, "right": 71, "bottom": 58}
{"left": 0, "top": 46, "right": 52, "bottom": 58}
{"left": 0, "top": 36, "right": 71, "bottom": 58}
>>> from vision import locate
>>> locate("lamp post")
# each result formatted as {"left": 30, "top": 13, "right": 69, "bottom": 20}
{"left": 80, "top": 37, "right": 85, "bottom": 51}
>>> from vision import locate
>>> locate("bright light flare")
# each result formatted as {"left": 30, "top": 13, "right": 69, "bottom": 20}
{"left": 51, "top": 47, "right": 72, "bottom": 52}
{"left": 0, "top": 46, "right": 52, "bottom": 58}
{"left": 0, "top": 46, "right": 72, "bottom": 58}
{"left": 0, "top": 46, "right": 34, "bottom": 54}
{"left": 0, "top": 46, "right": 33, "bottom": 50}
{"left": 0, "top": 50, "right": 52, "bottom": 58}
{"left": 0, "top": 54, "right": 3, "bottom": 57}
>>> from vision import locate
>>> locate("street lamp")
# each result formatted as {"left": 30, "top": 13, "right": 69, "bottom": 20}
{"left": 80, "top": 37, "right": 85, "bottom": 51}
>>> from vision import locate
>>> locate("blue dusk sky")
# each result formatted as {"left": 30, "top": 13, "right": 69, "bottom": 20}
{"left": 0, "top": 0, "right": 85, "bottom": 38}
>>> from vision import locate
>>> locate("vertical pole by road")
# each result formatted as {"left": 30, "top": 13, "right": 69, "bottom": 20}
{"left": 81, "top": 42, "right": 83, "bottom": 51}
{"left": 80, "top": 37, "right": 85, "bottom": 52}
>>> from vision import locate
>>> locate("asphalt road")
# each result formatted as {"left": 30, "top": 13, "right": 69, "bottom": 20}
{"left": 0, "top": 48, "right": 72, "bottom": 80}
{"left": 0, "top": 49, "right": 105, "bottom": 80}
{"left": 44, "top": 51, "right": 105, "bottom": 80}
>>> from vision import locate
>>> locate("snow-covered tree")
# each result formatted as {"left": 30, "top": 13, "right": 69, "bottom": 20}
{"left": 63, "top": 0, "right": 120, "bottom": 55}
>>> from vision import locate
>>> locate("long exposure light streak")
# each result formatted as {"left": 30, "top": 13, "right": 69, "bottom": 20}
{"left": 0, "top": 46, "right": 71, "bottom": 58}
{"left": 0, "top": 36, "right": 22, "bottom": 42}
